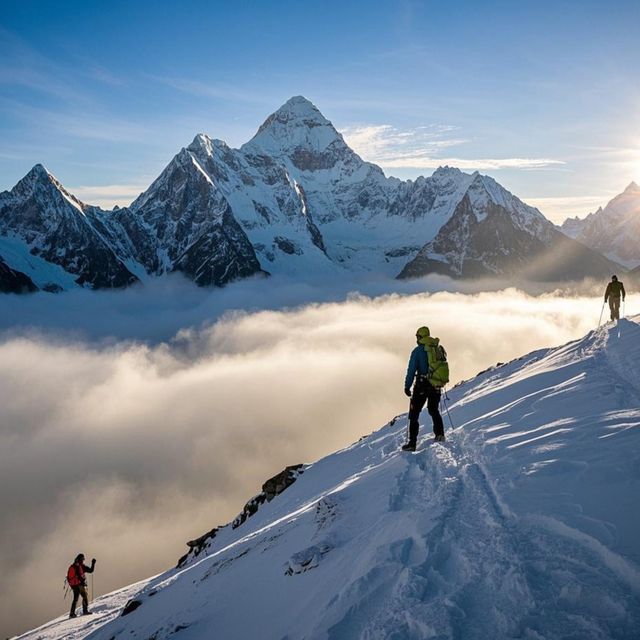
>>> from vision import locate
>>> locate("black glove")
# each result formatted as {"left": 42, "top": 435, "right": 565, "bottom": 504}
{"left": 91, "top": 558, "right": 96, "bottom": 566}
{"left": 404, "top": 388, "right": 411, "bottom": 397}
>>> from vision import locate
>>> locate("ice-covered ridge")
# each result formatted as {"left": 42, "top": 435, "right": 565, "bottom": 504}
{"left": 15, "top": 318, "right": 640, "bottom": 639}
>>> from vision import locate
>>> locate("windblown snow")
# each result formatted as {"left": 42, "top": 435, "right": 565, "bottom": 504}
{"left": 15, "top": 318, "right": 640, "bottom": 640}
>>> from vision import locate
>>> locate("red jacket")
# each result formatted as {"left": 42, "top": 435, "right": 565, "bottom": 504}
{"left": 67, "top": 561, "right": 93, "bottom": 587}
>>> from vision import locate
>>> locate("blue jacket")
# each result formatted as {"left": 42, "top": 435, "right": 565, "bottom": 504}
{"left": 405, "top": 345, "right": 429, "bottom": 390}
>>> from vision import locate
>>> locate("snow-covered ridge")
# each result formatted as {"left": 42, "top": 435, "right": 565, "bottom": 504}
{"left": 16, "top": 318, "right": 640, "bottom": 640}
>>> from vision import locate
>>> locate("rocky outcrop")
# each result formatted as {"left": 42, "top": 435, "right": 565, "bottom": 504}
{"left": 176, "top": 464, "right": 305, "bottom": 568}
{"left": 233, "top": 464, "right": 305, "bottom": 528}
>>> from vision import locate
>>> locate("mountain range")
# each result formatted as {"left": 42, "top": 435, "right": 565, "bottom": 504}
{"left": 15, "top": 318, "right": 640, "bottom": 639}
{"left": 0, "top": 96, "right": 631, "bottom": 293}
{"left": 561, "top": 181, "right": 640, "bottom": 270}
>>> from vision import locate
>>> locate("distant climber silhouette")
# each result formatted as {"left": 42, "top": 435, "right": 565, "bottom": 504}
{"left": 67, "top": 553, "right": 96, "bottom": 618}
{"left": 604, "top": 275, "right": 626, "bottom": 321}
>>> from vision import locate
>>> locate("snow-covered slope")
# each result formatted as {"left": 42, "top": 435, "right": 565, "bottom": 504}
{"left": 17, "top": 318, "right": 640, "bottom": 640}
{"left": 561, "top": 182, "right": 640, "bottom": 269}
{"left": 1, "top": 97, "right": 627, "bottom": 291}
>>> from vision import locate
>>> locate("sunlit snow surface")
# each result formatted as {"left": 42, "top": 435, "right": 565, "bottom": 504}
{"left": 16, "top": 319, "right": 640, "bottom": 640}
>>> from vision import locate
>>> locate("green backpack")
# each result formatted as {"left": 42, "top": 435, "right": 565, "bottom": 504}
{"left": 426, "top": 341, "right": 450, "bottom": 389}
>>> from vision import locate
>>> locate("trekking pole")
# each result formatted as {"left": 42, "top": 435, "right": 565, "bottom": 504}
{"left": 442, "top": 389, "right": 455, "bottom": 430}
{"left": 597, "top": 301, "right": 605, "bottom": 328}
{"left": 91, "top": 572, "right": 94, "bottom": 603}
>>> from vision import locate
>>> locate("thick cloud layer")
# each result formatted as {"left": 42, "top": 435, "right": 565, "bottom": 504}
{"left": 0, "top": 285, "right": 614, "bottom": 637}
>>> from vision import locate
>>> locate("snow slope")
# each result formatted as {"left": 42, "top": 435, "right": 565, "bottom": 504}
{"left": 15, "top": 318, "right": 640, "bottom": 640}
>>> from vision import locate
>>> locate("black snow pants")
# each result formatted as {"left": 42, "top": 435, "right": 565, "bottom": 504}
{"left": 408, "top": 377, "right": 444, "bottom": 444}
{"left": 70, "top": 585, "right": 89, "bottom": 616}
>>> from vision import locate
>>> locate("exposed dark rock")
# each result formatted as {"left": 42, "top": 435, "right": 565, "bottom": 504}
{"left": 176, "top": 464, "right": 304, "bottom": 567}
{"left": 0, "top": 257, "right": 38, "bottom": 293}
{"left": 262, "top": 464, "right": 304, "bottom": 501}
{"left": 274, "top": 236, "right": 302, "bottom": 255}
{"left": 292, "top": 148, "right": 337, "bottom": 171}
{"left": 121, "top": 599, "right": 143, "bottom": 616}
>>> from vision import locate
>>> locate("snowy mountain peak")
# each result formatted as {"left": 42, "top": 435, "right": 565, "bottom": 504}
{"left": 13, "top": 164, "right": 87, "bottom": 213}
{"left": 188, "top": 133, "right": 215, "bottom": 155}
{"left": 18, "top": 163, "right": 54, "bottom": 190}
{"left": 624, "top": 180, "right": 639, "bottom": 194}
{"left": 432, "top": 165, "right": 465, "bottom": 178}
{"left": 242, "top": 96, "right": 348, "bottom": 162}
{"left": 258, "top": 95, "right": 330, "bottom": 131}
{"left": 27, "top": 163, "right": 50, "bottom": 180}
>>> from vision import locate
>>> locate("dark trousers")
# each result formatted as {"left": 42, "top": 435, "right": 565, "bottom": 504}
{"left": 609, "top": 296, "right": 621, "bottom": 321}
{"left": 70, "top": 585, "right": 89, "bottom": 615}
{"left": 408, "top": 380, "right": 444, "bottom": 444}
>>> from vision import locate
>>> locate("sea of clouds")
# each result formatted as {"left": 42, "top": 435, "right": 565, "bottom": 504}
{"left": 0, "top": 275, "right": 621, "bottom": 637}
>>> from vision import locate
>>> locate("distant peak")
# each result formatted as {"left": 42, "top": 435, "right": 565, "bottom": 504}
{"left": 243, "top": 96, "right": 345, "bottom": 159}
{"left": 191, "top": 133, "right": 212, "bottom": 146}
{"left": 624, "top": 181, "right": 639, "bottom": 193}
{"left": 278, "top": 95, "right": 323, "bottom": 115}
{"left": 252, "top": 96, "right": 331, "bottom": 138}
{"left": 434, "top": 165, "right": 463, "bottom": 174}
{"left": 14, "top": 164, "right": 87, "bottom": 212}
{"left": 187, "top": 133, "right": 230, "bottom": 157}
{"left": 188, "top": 133, "right": 214, "bottom": 154}
{"left": 17, "top": 163, "right": 55, "bottom": 190}
{"left": 27, "top": 163, "right": 51, "bottom": 181}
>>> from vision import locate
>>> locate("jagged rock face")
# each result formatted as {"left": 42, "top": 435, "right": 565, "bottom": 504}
{"left": 561, "top": 182, "right": 640, "bottom": 269}
{"left": 125, "top": 147, "right": 264, "bottom": 285}
{"left": 399, "top": 195, "right": 547, "bottom": 278}
{"left": 0, "top": 165, "right": 138, "bottom": 289}
{"left": 0, "top": 256, "right": 37, "bottom": 293}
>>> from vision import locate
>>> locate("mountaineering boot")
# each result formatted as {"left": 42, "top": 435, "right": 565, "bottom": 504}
{"left": 401, "top": 442, "right": 416, "bottom": 452}
{"left": 434, "top": 434, "right": 446, "bottom": 442}
{"left": 69, "top": 612, "right": 77, "bottom": 619}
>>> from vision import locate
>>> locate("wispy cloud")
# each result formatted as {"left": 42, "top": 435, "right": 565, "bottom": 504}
{"left": 524, "top": 194, "right": 617, "bottom": 223}
{"left": 341, "top": 123, "right": 565, "bottom": 172}
{"left": 68, "top": 183, "right": 148, "bottom": 208}
{"left": 382, "top": 156, "right": 566, "bottom": 171}
{"left": 0, "top": 97, "right": 152, "bottom": 142}
{"left": 341, "top": 123, "right": 467, "bottom": 162}
{"left": 146, "top": 74, "right": 274, "bottom": 106}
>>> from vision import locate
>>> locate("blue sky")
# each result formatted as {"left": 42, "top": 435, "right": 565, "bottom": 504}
{"left": 1, "top": 0, "right": 638, "bottom": 222}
